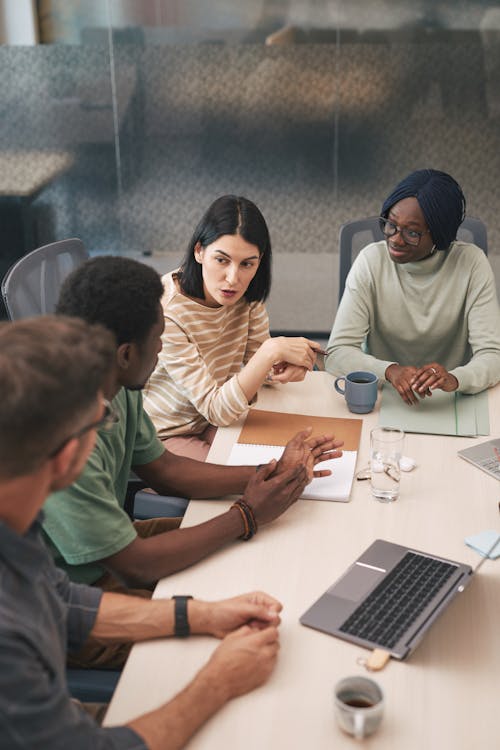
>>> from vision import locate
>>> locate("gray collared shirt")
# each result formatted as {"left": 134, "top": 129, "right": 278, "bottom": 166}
{"left": 0, "top": 514, "right": 147, "bottom": 749}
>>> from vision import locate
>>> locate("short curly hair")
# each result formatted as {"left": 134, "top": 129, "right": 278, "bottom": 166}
{"left": 57, "top": 256, "right": 164, "bottom": 345}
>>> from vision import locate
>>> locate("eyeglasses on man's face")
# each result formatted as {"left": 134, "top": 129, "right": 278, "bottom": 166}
{"left": 378, "top": 217, "right": 431, "bottom": 247}
{"left": 48, "top": 399, "right": 118, "bottom": 458}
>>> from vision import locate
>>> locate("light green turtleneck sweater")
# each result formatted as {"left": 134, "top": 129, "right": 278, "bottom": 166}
{"left": 326, "top": 240, "right": 500, "bottom": 393}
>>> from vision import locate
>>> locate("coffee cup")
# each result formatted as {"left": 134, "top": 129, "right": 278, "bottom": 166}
{"left": 334, "top": 371, "right": 378, "bottom": 413}
{"left": 333, "top": 675, "right": 384, "bottom": 739}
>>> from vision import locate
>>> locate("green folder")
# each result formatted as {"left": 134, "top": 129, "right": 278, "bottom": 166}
{"left": 379, "top": 384, "right": 490, "bottom": 437}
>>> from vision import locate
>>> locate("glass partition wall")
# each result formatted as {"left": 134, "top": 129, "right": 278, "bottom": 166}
{"left": 1, "top": 0, "right": 499, "bottom": 330}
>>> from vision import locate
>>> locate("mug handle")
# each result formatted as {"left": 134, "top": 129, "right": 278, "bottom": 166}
{"left": 334, "top": 377, "right": 346, "bottom": 395}
{"left": 353, "top": 712, "right": 366, "bottom": 740}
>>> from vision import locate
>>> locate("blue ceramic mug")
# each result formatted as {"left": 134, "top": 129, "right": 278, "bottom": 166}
{"left": 334, "top": 371, "right": 378, "bottom": 414}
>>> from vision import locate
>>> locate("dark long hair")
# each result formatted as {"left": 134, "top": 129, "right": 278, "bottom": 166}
{"left": 179, "top": 195, "right": 272, "bottom": 302}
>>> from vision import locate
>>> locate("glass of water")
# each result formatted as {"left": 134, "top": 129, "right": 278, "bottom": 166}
{"left": 370, "top": 427, "right": 405, "bottom": 502}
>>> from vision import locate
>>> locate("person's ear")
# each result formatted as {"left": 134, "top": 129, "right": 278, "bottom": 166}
{"left": 50, "top": 437, "right": 80, "bottom": 481}
{"left": 194, "top": 242, "right": 204, "bottom": 264}
{"left": 116, "top": 342, "right": 132, "bottom": 370}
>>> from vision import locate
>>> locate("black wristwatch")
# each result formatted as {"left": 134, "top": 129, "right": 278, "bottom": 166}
{"left": 172, "top": 595, "right": 193, "bottom": 638}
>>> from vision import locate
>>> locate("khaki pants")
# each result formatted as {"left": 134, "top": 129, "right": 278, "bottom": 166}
{"left": 67, "top": 516, "right": 182, "bottom": 670}
{"left": 162, "top": 424, "right": 217, "bottom": 461}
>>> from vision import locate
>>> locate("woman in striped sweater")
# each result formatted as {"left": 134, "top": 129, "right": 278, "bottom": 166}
{"left": 143, "top": 195, "right": 322, "bottom": 459}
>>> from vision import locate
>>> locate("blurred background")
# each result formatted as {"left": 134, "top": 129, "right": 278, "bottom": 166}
{"left": 2, "top": 0, "right": 500, "bottom": 331}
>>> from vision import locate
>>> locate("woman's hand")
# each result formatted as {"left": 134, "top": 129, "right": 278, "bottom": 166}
{"left": 239, "top": 337, "right": 322, "bottom": 403}
{"left": 268, "top": 363, "right": 308, "bottom": 383}
{"left": 385, "top": 363, "right": 422, "bottom": 405}
{"left": 386, "top": 362, "right": 458, "bottom": 405}
{"left": 261, "top": 336, "right": 320, "bottom": 371}
{"left": 410, "top": 363, "right": 459, "bottom": 394}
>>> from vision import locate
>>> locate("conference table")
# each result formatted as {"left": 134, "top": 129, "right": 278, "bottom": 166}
{"left": 105, "top": 372, "right": 499, "bottom": 748}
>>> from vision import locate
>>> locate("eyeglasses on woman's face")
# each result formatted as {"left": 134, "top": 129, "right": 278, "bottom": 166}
{"left": 378, "top": 217, "right": 431, "bottom": 247}
{"left": 48, "top": 399, "right": 118, "bottom": 458}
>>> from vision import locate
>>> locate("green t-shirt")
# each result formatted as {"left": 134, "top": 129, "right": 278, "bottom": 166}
{"left": 42, "top": 388, "right": 165, "bottom": 584}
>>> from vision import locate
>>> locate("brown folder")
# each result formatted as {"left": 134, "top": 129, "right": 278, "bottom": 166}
{"left": 237, "top": 409, "right": 362, "bottom": 451}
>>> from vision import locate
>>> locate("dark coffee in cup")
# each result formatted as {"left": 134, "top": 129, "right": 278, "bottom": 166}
{"left": 334, "top": 676, "right": 384, "bottom": 739}
{"left": 334, "top": 371, "right": 379, "bottom": 414}
{"left": 342, "top": 695, "right": 375, "bottom": 709}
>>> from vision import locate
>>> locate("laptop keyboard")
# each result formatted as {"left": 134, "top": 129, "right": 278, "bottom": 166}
{"left": 339, "top": 552, "right": 457, "bottom": 649}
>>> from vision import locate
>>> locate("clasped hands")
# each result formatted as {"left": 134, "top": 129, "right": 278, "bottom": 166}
{"left": 386, "top": 362, "right": 459, "bottom": 406}
{"left": 264, "top": 337, "right": 324, "bottom": 384}
{"left": 188, "top": 591, "right": 282, "bottom": 699}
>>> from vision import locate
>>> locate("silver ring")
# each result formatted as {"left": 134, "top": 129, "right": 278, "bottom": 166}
{"left": 430, "top": 367, "right": 437, "bottom": 375}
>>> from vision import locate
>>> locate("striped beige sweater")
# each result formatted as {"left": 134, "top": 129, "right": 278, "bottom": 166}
{"left": 143, "top": 271, "right": 270, "bottom": 438}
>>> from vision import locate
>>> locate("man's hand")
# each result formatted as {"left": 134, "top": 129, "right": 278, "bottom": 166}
{"left": 385, "top": 363, "right": 423, "bottom": 405}
{"left": 410, "top": 362, "right": 459, "bottom": 395}
{"left": 201, "top": 625, "right": 280, "bottom": 702}
{"left": 128, "top": 624, "right": 280, "bottom": 748}
{"left": 276, "top": 429, "right": 343, "bottom": 481}
{"left": 190, "top": 592, "right": 282, "bottom": 638}
{"left": 241, "top": 461, "right": 308, "bottom": 526}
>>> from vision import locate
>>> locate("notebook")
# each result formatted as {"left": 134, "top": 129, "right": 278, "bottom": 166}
{"left": 379, "top": 384, "right": 490, "bottom": 437}
{"left": 226, "top": 409, "right": 362, "bottom": 502}
{"left": 457, "top": 438, "right": 500, "bottom": 480}
{"left": 465, "top": 529, "right": 500, "bottom": 559}
{"left": 300, "top": 539, "right": 474, "bottom": 659}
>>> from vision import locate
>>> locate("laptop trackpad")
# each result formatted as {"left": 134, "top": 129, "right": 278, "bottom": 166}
{"left": 327, "top": 564, "right": 385, "bottom": 602}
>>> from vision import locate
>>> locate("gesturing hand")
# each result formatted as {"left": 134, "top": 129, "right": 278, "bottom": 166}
{"left": 410, "top": 362, "right": 458, "bottom": 395}
{"left": 276, "top": 429, "right": 343, "bottom": 481}
{"left": 241, "top": 461, "right": 308, "bottom": 526}
{"left": 192, "top": 592, "right": 282, "bottom": 639}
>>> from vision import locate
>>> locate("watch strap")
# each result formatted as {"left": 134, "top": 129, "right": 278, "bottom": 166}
{"left": 172, "top": 595, "right": 193, "bottom": 637}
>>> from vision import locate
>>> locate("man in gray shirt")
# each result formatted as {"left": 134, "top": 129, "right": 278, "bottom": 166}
{"left": 0, "top": 316, "right": 282, "bottom": 750}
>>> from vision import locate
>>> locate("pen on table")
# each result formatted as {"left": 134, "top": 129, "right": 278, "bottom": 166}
{"left": 494, "top": 446, "right": 500, "bottom": 464}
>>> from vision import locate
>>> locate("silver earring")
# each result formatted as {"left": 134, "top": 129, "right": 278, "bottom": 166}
{"left": 430, "top": 244, "right": 436, "bottom": 255}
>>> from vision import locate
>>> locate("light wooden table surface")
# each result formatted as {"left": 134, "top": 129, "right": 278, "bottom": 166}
{"left": 105, "top": 372, "right": 500, "bottom": 749}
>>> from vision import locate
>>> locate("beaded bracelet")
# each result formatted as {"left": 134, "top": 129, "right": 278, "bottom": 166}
{"left": 237, "top": 499, "right": 257, "bottom": 536}
{"left": 231, "top": 499, "right": 258, "bottom": 541}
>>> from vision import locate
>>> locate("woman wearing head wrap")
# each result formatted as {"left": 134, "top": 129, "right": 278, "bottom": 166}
{"left": 326, "top": 169, "right": 500, "bottom": 404}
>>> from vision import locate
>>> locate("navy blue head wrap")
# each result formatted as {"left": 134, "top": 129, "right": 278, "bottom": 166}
{"left": 381, "top": 169, "right": 466, "bottom": 250}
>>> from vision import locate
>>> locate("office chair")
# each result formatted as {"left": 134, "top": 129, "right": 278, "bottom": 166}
{"left": 338, "top": 216, "right": 488, "bottom": 303}
{"left": 1, "top": 238, "right": 89, "bottom": 319}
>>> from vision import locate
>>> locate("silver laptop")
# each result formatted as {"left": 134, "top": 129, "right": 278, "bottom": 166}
{"left": 458, "top": 438, "right": 500, "bottom": 481}
{"left": 300, "top": 539, "right": 474, "bottom": 660}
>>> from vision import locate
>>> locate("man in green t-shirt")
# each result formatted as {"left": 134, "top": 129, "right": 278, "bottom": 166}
{"left": 43, "top": 257, "right": 341, "bottom": 605}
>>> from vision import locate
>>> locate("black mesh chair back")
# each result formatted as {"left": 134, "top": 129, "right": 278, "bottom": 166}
{"left": 1, "top": 238, "right": 88, "bottom": 320}
{"left": 338, "top": 216, "right": 488, "bottom": 304}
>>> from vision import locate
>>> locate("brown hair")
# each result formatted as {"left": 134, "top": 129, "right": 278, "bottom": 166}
{"left": 0, "top": 316, "right": 115, "bottom": 478}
